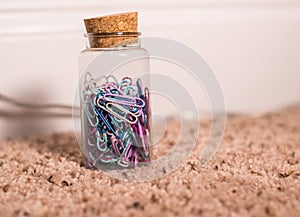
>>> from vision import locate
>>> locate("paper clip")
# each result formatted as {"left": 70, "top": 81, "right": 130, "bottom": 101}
{"left": 111, "top": 135, "right": 122, "bottom": 156}
{"left": 122, "top": 141, "right": 132, "bottom": 160}
{"left": 103, "top": 93, "right": 136, "bottom": 106}
{"left": 139, "top": 109, "right": 146, "bottom": 125}
{"left": 96, "top": 108, "right": 121, "bottom": 138}
{"left": 96, "top": 131, "right": 109, "bottom": 152}
{"left": 83, "top": 75, "right": 151, "bottom": 167}
{"left": 128, "top": 130, "right": 141, "bottom": 149}
{"left": 115, "top": 104, "right": 142, "bottom": 115}
{"left": 96, "top": 140, "right": 109, "bottom": 152}
{"left": 144, "top": 87, "right": 150, "bottom": 110}
{"left": 87, "top": 76, "right": 104, "bottom": 95}
{"left": 144, "top": 87, "right": 151, "bottom": 131}
{"left": 120, "top": 77, "right": 132, "bottom": 87}
{"left": 83, "top": 72, "right": 93, "bottom": 87}
{"left": 108, "top": 113, "right": 124, "bottom": 139}
{"left": 96, "top": 101, "right": 137, "bottom": 124}
{"left": 82, "top": 99, "right": 97, "bottom": 118}
{"left": 105, "top": 75, "right": 120, "bottom": 87}
{"left": 136, "top": 79, "right": 143, "bottom": 96}
{"left": 100, "top": 153, "right": 118, "bottom": 163}
{"left": 106, "top": 82, "right": 126, "bottom": 95}
{"left": 124, "top": 146, "right": 133, "bottom": 161}
{"left": 91, "top": 151, "right": 114, "bottom": 164}
{"left": 98, "top": 133, "right": 107, "bottom": 143}
{"left": 132, "top": 151, "right": 139, "bottom": 165}
{"left": 89, "top": 151, "right": 96, "bottom": 161}
{"left": 96, "top": 89, "right": 107, "bottom": 99}
{"left": 87, "top": 137, "right": 96, "bottom": 147}
{"left": 83, "top": 105, "right": 98, "bottom": 127}
{"left": 87, "top": 126, "right": 97, "bottom": 136}
{"left": 105, "top": 102, "right": 138, "bottom": 124}
{"left": 138, "top": 121, "right": 147, "bottom": 151}
{"left": 118, "top": 159, "right": 129, "bottom": 167}
{"left": 134, "top": 97, "right": 145, "bottom": 108}
{"left": 104, "top": 82, "right": 123, "bottom": 95}
{"left": 123, "top": 85, "right": 138, "bottom": 96}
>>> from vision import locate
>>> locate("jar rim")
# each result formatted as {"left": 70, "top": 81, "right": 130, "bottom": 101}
{"left": 84, "top": 32, "right": 141, "bottom": 38}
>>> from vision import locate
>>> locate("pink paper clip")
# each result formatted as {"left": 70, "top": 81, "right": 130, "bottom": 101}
{"left": 138, "top": 120, "right": 146, "bottom": 151}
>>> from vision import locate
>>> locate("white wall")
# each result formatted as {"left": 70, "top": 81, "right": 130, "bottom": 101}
{"left": 0, "top": 0, "right": 300, "bottom": 138}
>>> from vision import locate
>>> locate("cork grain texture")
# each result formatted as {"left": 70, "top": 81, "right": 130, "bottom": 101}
{"left": 84, "top": 12, "right": 138, "bottom": 48}
{"left": 0, "top": 105, "right": 299, "bottom": 217}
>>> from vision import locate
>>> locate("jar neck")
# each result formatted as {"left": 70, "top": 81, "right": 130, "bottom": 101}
{"left": 84, "top": 32, "right": 141, "bottom": 50}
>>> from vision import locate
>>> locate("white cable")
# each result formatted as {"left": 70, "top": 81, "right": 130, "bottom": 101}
{"left": 0, "top": 92, "right": 80, "bottom": 118}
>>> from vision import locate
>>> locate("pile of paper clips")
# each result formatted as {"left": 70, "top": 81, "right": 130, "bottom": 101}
{"left": 81, "top": 73, "right": 151, "bottom": 168}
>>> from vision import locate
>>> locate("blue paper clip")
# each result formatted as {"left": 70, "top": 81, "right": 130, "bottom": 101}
{"left": 108, "top": 113, "right": 124, "bottom": 139}
{"left": 136, "top": 79, "right": 143, "bottom": 96}
{"left": 96, "top": 108, "right": 123, "bottom": 139}
{"left": 105, "top": 75, "right": 120, "bottom": 87}
{"left": 123, "top": 85, "right": 138, "bottom": 96}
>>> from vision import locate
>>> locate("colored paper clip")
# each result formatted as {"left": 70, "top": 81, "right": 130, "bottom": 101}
{"left": 100, "top": 153, "right": 118, "bottom": 163}
{"left": 120, "top": 77, "right": 132, "bottom": 87}
{"left": 122, "top": 141, "right": 132, "bottom": 161}
{"left": 108, "top": 113, "right": 124, "bottom": 139}
{"left": 103, "top": 93, "right": 136, "bottom": 106}
{"left": 82, "top": 98, "right": 97, "bottom": 118}
{"left": 95, "top": 131, "right": 109, "bottom": 152}
{"left": 98, "top": 102, "right": 138, "bottom": 125}
{"left": 83, "top": 72, "right": 93, "bottom": 87}
{"left": 128, "top": 130, "right": 141, "bottom": 149}
{"left": 124, "top": 147, "right": 132, "bottom": 161}
{"left": 115, "top": 104, "right": 141, "bottom": 115}
{"left": 87, "top": 137, "right": 96, "bottom": 147}
{"left": 83, "top": 105, "right": 98, "bottom": 127}
{"left": 111, "top": 135, "right": 123, "bottom": 156}
{"left": 108, "top": 102, "right": 139, "bottom": 124}
{"left": 87, "top": 126, "right": 97, "bottom": 136}
{"left": 134, "top": 97, "right": 145, "bottom": 108}
{"left": 105, "top": 75, "right": 120, "bottom": 87}
{"left": 91, "top": 152, "right": 104, "bottom": 166}
{"left": 138, "top": 121, "right": 146, "bottom": 149}
{"left": 118, "top": 159, "right": 129, "bottom": 167}
{"left": 103, "top": 93, "right": 145, "bottom": 109}
{"left": 139, "top": 109, "right": 147, "bottom": 125}
{"left": 91, "top": 148, "right": 116, "bottom": 164}
{"left": 132, "top": 151, "right": 139, "bottom": 165}
{"left": 96, "top": 138, "right": 109, "bottom": 152}
{"left": 88, "top": 79, "right": 98, "bottom": 93}
{"left": 136, "top": 79, "right": 143, "bottom": 96}
{"left": 96, "top": 108, "right": 123, "bottom": 139}
{"left": 96, "top": 89, "right": 107, "bottom": 99}
{"left": 106, "top": 81, "right": 125, "bottom": 94}
{"left": 123, "top": 85, "right": 138, "bottom": 96}
{"left": 144, "top": 87, "right": 151, "bottom": 131}
{"left": 89, "top": 151, "right": 96, "bottom": 161}
{"left": 83, "top": 75, "right": 151, "bottom": 167}
{"left": 97, "top": 131, "right": 107, "bottom": 143}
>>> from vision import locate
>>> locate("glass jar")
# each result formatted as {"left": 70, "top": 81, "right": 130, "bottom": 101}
{"left": 78, "top": 32, "right": 151, "bottom": 170}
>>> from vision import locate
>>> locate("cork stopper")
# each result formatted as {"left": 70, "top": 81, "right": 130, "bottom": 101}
{"left": 84, "top": 12, "right": 139, "bottom": 48}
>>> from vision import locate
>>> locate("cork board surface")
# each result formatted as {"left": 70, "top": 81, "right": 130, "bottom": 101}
{"left": 0, "top": 105, "right": 299, "bottom": 217}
